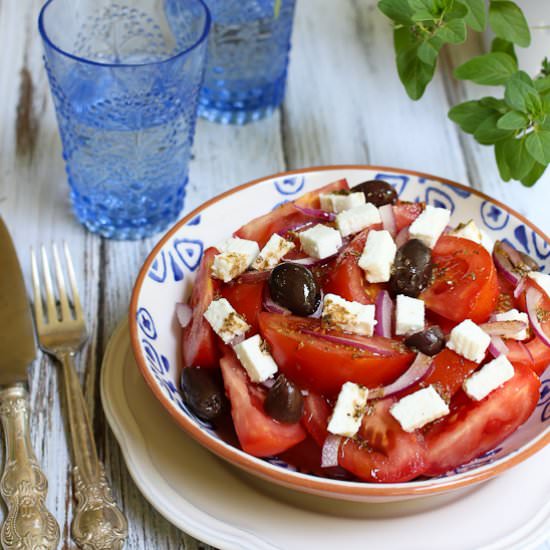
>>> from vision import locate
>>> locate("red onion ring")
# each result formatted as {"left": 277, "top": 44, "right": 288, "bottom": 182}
{"left": 293, "top": 204, "right": 336, "bottom": 222}
{"left": 526, "top": 286, "right": 550, "bottom": 348}
{"left": 300, "top": 328, "right": 394, "bottom": 356}
{"left": 374, "top": 290, "right": 393, "bottom": 338}
{"left": 488, "top": 336, "right": 509, "bottom": 358}
{"left": 479, "top": 320, "right": 528, "bottom": 337}
{"left": 175, "top": 303, "right": 192, "bottom": 328}
{"left": 395, "top": 227, "right": 409, "bottom": 248}
{"left": 276, "top": 220, "right": 315, "bottom": 237}
{"left": 368, "top": 353, "right": 434, "bottom": 400}
{"left": 379, "top": 204, "right": 396, "bottom": 237}
{"left": 321, "top": 434, "right": 342, "bottom": 468}
{"left": 262, "top": 288, "right": 291, "bottom": 315}
{"left": 514, "top": 277, "right": 526, "bottom": 299}
{"left": 235, "top": 269, "right": 273, "bottom": 284}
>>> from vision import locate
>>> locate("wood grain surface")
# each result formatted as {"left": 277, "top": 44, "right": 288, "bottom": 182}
{"left": 0, "top": 0, "right": 548, "bottom": 548}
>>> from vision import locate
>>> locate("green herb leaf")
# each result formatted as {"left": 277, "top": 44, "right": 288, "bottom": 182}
{"left": 488, "top": 1, "right": 531, "bottom": 48}
{"left": 443, "top": 1, "right": 468, "bottom": 20}
{"left": 520, "top": 161, "right": 547, "bottom": 187}
{"left": 496, "top": 110, "right": 529, "bottom": 130}
{"left": 534, "top": 76, "right": 550, "bottom": 94}
{"left": 417, "top": 40, "right": 441, "bottom": 65}
{"left": 525, "top": 130, "right": 550, "bottom": 165}
{"left": 409, "top": 0, "right": 436, "bottom": 21}
{"left": 435, "top": 18, "right": 467, "bottom": 44}
{"left": 504, "top": 71, "right": 542, "bottom": 114}
{"left": 460, "top": 0, "right": 486, "bottom": 31}
{"left": 479, "top": 97, "right": 508, "bottom": 113}
{"left": 474, "top": 113, "right": 515, "bottom": 144}
{"left": 378, "top": 0, "right": 414, "bottom": 24}
{"left": 495, "top": 139, "right": 512, "bottom": 181}
{"left": 454, "top": 52, "right": 517, "bottom": 85}
{"left": 491, "top": 37, "right": 517, "bottom": 64}
{"left": 505, "top": 137, "right": 535, "bottom": 180}
{"left": 448, "top": 100, "right": 495, "bottom": 134}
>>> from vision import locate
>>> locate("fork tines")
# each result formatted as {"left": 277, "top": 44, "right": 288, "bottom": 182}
{"left": 31, "top": 243, "right": 83, "bottom": 326}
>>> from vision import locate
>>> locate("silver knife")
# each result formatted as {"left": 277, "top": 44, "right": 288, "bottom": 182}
{"left": 0, "top": 218, "right": 60, "bottom": 549}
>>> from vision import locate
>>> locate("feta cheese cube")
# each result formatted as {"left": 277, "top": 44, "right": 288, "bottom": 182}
{"left": 408, "top": 205, "right": 451, "bottom": 248}
{"left": 211, "top": 237, "right": 260, "bottom": 282}
{"left": 335, "top": 203, "right": 381, "bottom": 238}
{"left": 327, "top": 382, "right": 369, "bottom": 438}
{"left": 463, "top": 355, "right": 515, "bottom": 401}
{"left": 447, "top": 319, "right": 491, "bottom": 363}
{"left": 322, "top": 293, "right": 376, "bottom": 336}
{"left": 299, "top": 224, "right": 342, "bottom": 259}
{"left": 251, "top": 234, "right": 295, "bottom": 270}
{"left": 233, "top": 334, "right": 278, "bottom": 383}
{"left": 358, "top": 229, "right": 397, "bottom": 283}
{"left": 528, "top": 271, "right": 550, "bottom": 298}
{"left": 203, "top": 298, "right": 250, "bottom": 344}
{"left": 320, "top": 192, "right": 366, "bottom": 213}
{"left": 449, "top": 219, "right": 493, "bottom": 253}
{"left": 390, "top": 385, "right": 449, "bottom": 432}
{"left": 494, "top": 308, "right": 529, "bottom": 340}
{"left": 395, "top": 294, "right": 425, "bottom": 335}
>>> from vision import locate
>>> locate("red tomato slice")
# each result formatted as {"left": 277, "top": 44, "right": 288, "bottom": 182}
{"left": 220, "top": 279, "right": 264, "bottom": 335}
{"left": 234, "top": 179, "right": 349, "bottom": 247}
{"left": 393, "top": 202, "right": 423, "bottom": 233}
{"left": 259, "top": 313, "right": 415, "bottom": 396}
{"left": 219, "top": 350, "right": 306, "bottom": 457}
{"left": 424, "top": 362, "right": 540, "bottom": 476}
{"left": 182, "top": 247, "right": 220, "bottom": 368}
{"left": 421, "top": 236, "right": 499, "bottom": 323}
{"left": 323, "top": 228, "right": 382, "bottom": 304}
{"left": 338, "top": 398, "right": 428, "bottom": 483}
{"left": 302, "top": 392, "right": 332, "bottom": 447}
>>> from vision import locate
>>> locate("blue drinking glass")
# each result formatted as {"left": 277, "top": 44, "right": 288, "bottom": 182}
{"left": 39, "top": 0, "right": 211, "bottom": 240}
{"left": 197, "top": 0, "right": 296, "bottom": 125}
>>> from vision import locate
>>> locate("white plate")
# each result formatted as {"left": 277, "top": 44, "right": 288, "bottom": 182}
{"left": 101, "top": 321, "right": 550, "bottom": 550}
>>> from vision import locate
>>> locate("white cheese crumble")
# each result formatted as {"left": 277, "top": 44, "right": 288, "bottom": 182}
{"left": 494, "top": 308, "right": 529, "bottom": 340}
{"left": 233, "top": 334, "right": 278, "bottom": 383}
{"left": 463, "top": 354, "right": 515, "bottom": 401}
{"left": 203, "top": 298, "right": 250, "bottom": 344}
{"left": 299, "top": 224, "right": 342, "bottom": 259}
{"left": 358, "top": 229, "right": 397, "bottom": 283}
{"left": 251, "top": 234, "right": 295, "bottom": 270}
{"left": 335, "top": 203, "right": 381, "bottom": 238}
{"left": 327, "top": 382, "right": 369, "bottom": 438}
{"left": 395, "top": 294, "right": 425, "bottom": 336}
{"left": 408, "top": 205, "right": 451, "bottom": 248}
{"left": 211, "top": 237, "right": 260, "bottom": 282}
{"left": 320, "top": 192, "right": 366, "bottom": 213}
{"left": 447, "top": 319, "right": 491, "bottom": 363}
{"left": 322, "top": 293, "right": 376, "bottom": 336}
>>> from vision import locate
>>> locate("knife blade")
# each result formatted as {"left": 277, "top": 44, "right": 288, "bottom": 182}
{"left": 0, "top": 217, "right": 35, "bottom": 385}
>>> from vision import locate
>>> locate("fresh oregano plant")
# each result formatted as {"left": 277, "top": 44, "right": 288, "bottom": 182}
{"left": 379, "top": 0, "right": 550, "bottom": 186}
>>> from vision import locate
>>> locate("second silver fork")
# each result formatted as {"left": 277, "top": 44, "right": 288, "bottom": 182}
{"left": 31, "top": 244, "right": 127, "bottom": 550}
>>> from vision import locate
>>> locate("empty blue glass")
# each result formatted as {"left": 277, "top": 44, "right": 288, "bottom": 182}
{"left": 39, "top": 0, "right": 210, "bottom": 239}
{"left": 198, "top": 0, "right": 296, "bottom": 124}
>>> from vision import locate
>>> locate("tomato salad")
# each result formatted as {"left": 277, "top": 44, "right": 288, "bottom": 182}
{"left": 177, "top": 179, "right": 548, "bottom": 482}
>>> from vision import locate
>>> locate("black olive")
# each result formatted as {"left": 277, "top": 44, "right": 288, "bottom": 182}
{"left": 268, "top": 262, "right": 320, "bottom": 316}
{"left": 180, "top": 367, "right": 227, "bottom": 421}
{"left": 350, "top": 180, "right": 398, "bottom": 207}
{"left": 264, "top": 375, "right": 304, "bottom": 424}
{"left": 404, "top": 326, "right": 445, "bottom": 356}
{"left": 389, "top": 239, "right": 433, "bottom": 298}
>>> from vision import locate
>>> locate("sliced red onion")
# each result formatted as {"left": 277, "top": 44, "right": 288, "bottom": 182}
{"left": 379, "top": 204, "right": 396, "bottom": 237}
{"left": 500, "top": 240, "right": 523, "bottom": 266}
{"left": 175, "top": 303, "right": 192, "bottom": 328}
{"left": 493, "top": 244, "right": 522, "bottom": 286}
{"left": 276, "top": 220, "right": 315, "bottom": 237}
{"left": 395, "top": 227, "right": 409, "bottom": 248}
{"left": 236, "top": 269, "right": 273, "bottom": 284}
{"left": 514, "top": 277, "right": 526, "bottom": 299}
{"left": 262, "top": 289, "right": 291, "bottom": 315}
{"left": 293, "top": 204, "right": 336, "bottom": 222}
{"left": 479, "top": 320, "right": 528, "bottom": 337}
{"left": 488, "top": 336, "right": 509, "bottom": 358}
{"left": 492, "top": 241, "right": 538, "bottom": 287}
{"left": 288, "top": 251, "right": 340, "bottom": 268}
{"left": 300, "top": 328, "right": 394, "bottom": 356}
{"left": 526, "top": 286, "right": 550, "bottom": 348}
{"left": 321, "top": 434, "right": 342, "bottom": 468}
{"left": 374, "top": 290, "right": 393, "bottom": 338}
{"left": 260, "top": 378, "right": 276, "bottom": 389}
{"left": 368, "top": 353, "right": 434, "bottom": 400}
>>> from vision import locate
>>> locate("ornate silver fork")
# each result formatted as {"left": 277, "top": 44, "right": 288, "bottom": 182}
{"left": 31, "top": 243, "right": 128, "bottom": 550}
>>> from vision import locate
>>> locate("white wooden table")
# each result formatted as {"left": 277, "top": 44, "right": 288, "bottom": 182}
{"left": 0, "top": 1, "right": 549, "bottom": 548}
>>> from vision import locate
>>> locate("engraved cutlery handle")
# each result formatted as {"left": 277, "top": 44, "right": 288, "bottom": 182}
{"left": 60, "top": 352, "right": 127, "bottom": 550}
{"left": 0, "top": 385, "right": 60, "bottom": 550}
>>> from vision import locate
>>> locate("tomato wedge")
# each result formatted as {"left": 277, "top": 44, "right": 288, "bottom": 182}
{"left": 421, "top": 236, "right": 499, "bottom": 323}
{"left": 393, "top": 202, "right": 423, "bottom": 233}
{"left": 323, "top": 228, "right": 382, "bottom": 304}
{"left": 182, "top": 247, "right": 220, "bottom": 368}
{"left": 424, "top": 362, "right": 540, "bottom": 476}
{"left": 219, "top": 349, "right": 306, "bottom": 457}
{"left": 259, "top": 313, "right": 414, "bottom": 396}
{"left": 338, "top": 398, "right": 428, "bottom": 482}
{"left": 220, "top": 279, "right": 265, "bottom": 335}
{"left": 234, "top": 179, "right": 349, "bottom": 247}
{"left": 302, "top": 392, "right": 332, "bottom": 447}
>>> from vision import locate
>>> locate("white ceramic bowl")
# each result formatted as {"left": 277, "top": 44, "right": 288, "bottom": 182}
{"left": 129, "top": 165, "right": 550, "bottom": 502}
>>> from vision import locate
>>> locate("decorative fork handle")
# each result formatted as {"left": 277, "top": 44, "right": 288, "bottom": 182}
{"left": 59, "top": 352, "right": 127, "bottom": 550}
{"left": 0, "top": 385, "right": 60, "bottom": 550}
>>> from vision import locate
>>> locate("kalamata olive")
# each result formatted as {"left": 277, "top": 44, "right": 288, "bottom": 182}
{"left": 350, "top": 180, "right": 398, "bottom": 207}
{"left": 404, "top": 326, "right": 445, "bottom": 356}
{"left": 390, "top": 239, "right": 433, "bottom": 298}
{"left": 180, "top": 367, "right": 227, "bottom": 421}
{"left": 268, "top": 262, "right": 321, "bottom": 316}
{"left": 264, "top": 374, "right": 304, "bottom": 424}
